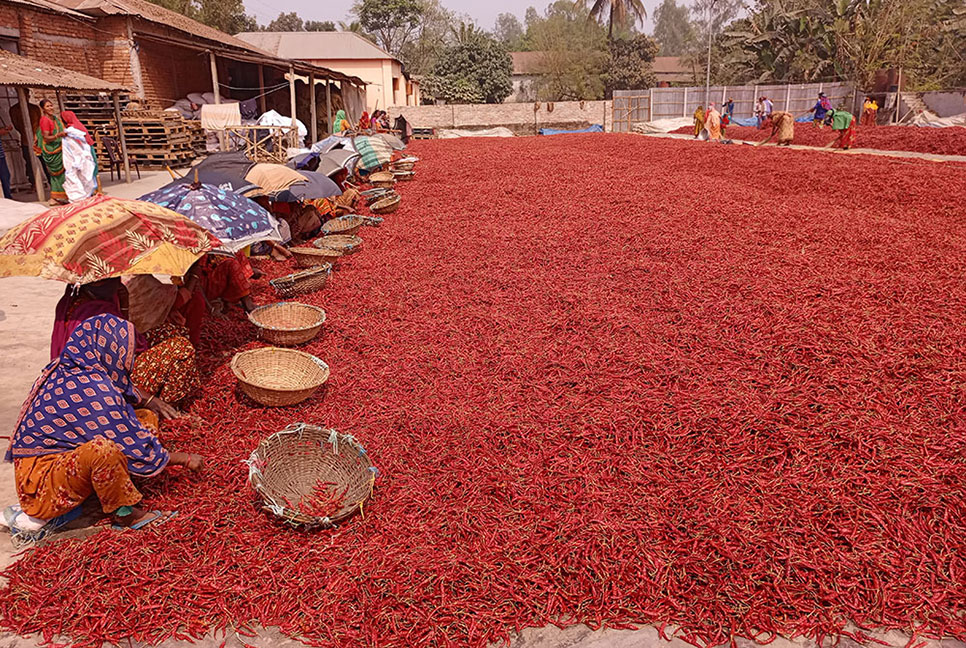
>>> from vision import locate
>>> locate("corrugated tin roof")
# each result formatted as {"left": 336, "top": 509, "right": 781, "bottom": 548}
{"left": 238, "top": 32, "right": 396, "bottom": 62}
{"left": 51, "top": 0, "right": 364, "bottom": 85}
{"left": 6, "top": 0, "right": 90, "bottom": 17}
{"left": 0, "top": 48, "right": 126, "bottom": 90}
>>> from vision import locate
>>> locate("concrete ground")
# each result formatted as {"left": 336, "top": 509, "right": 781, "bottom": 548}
{"left": 0, "top": 156, "right": 963, "bottom": 648}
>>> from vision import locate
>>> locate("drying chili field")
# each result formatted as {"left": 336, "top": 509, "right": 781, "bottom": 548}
{"left": 670, "top": 123, "right": 966, "bottom": 156}
{"left": 2, "top": 134, "right": 966, "bottom": 648}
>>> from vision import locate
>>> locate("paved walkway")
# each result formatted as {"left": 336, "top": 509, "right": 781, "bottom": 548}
{"left": 636, "top": 131, "right": 966, "bottom": 164}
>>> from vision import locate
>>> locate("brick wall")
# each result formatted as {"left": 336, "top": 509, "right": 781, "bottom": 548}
{"left": 389, "top": 101, "right": 613, "bottom": 135}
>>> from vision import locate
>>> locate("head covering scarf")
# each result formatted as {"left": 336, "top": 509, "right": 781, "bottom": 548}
{"left": 333, "top": 110, "right": 348, "bottom": 134}
{"left": 7, "top": 314, "right": 170, "bottom": 477}
{"left": 358, "top": 111, "right": 371, "bottom": 130}
{"left": 50, "top": 281, "right": 148, "bottom": 360}
{"left": 60, "top": 110, "right": 94, "bottom": 146}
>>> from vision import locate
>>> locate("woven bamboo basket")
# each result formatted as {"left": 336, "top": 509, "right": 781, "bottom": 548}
{"left": 322, "top": 215, "right": 365, "bottom": 237}
{"left": 290, "top": 246, "right": 344, "bottom": 268}
{"left": 390, "top": 161, "right": 415, "bottom": 172}
{"left": 315, "top": 234, "right": 363, "bottom": 255}
{"left": 369, "top": 171, "right": 396, "bottom": 189}
{"left": 361, "top": 187, "right": 390, "bottom": 205}
{"left": 391, "top": 170, "right": 415, "bottom": 181}
{"left": 270, "top": 265, "right": 331, "bottom": 298}
{"left": 248, "top": 302, "right": 326, "bottom": 346}
{"left": 370, "top": 193, "right": 401, "bottom": 215}
{"left": 231, "top": 347, "right": 330, "bottom": 407}
{"left": 247, "top": 423, "right": 377, "bottom": 529}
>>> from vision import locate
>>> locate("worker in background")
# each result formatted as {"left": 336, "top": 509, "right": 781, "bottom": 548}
{"left": 826, "top": 108, "right": 856, "bottom": 149}
{"left": 760, "top": 111, "right": 795, "bottom": 147}
{"left": 861, "top": 96, "right": 878, "bottom": 126}
{"left": 810, "top": 92, "right": 833, "bottom": 126}
{"left": 692, "top": 105, "right": 705, "bottom": 138}
{"left": 705, "top": 103, "right": 722, "bottom": 141}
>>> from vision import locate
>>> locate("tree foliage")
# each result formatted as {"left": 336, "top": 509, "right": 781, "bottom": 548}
{"left": 716, "top": 0, "right": 966, "bottom": 89}
{"left": 582, "top": 0, "right": 647, "bottom": 38}
{"left": 494, "top": 13, "right": 526, "bottom": 50}
{"left": 603, "top": 33, "right": 659, "bottom": 92}
{"left": 423, "top": 27, "right": 512, "bottom": 104}
{"left": 652, "top": 0, "right": 695, "bottom": 56}
{"left": 305, "top": 20, "right": 337, "bottom": 31}
{"left": 265, "top": 12, "right": 303, "bottom": 31}
{"left": 354, "top": 0, "right": 423, "bottom": 56}
{"left": 527, "top": 1, "right": 609, "bottom": 100}
{"left": 147, "top": 0, "right": 257, "bottom": 34}
{"left": 399, "top": 0, "right": 458, "bottom": 76}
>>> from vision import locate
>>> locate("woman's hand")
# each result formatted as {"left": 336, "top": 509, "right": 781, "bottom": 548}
{"left": 168, "top": 451, "right": 204, "bottom": 472}
{"left": 145, "top": 396, "right": 181, "bottom": 420}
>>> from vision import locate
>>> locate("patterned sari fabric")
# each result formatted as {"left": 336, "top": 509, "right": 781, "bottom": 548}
{"left": 36, "top": 115, "right": 66, "bottom": 202}
{"left": 6, "top": 314, "right": 170, "bottom": 480}
{"left": 131, "top": 323, "right": 199, "bottom": 404}
{"left": 199, "top": 253, "right": 252, "bottom": 303}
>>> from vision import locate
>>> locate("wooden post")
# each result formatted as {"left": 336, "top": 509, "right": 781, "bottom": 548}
{"left": 784, "top": 84, "right": 792, "bottom": 112}
{"left": 648, "top": 91, "right": 653, "bottom": 121}
{"left": 325, "top": 80, "right": 332, "bottom": 135}
{"left": 208, "top": 50, "right": 226, "bottom": 150}
{"left": 752, "top": 85, "right": 758, "bottom": 117}
{"left": 257, "top": 64, "right": 267, "bottom": 114}
{"left": 55, "top": 90, "right": 63, "bottom": 113}
{"left": 682, "top": 87, "right": 688, "bottom": 117}
{"left": 126, "top": 17, "right": 145, "bottom": 100}
{"left": 19, "top": 87, "right": 45, "bottom": 202}
{"left": 112, "top": 91, "right": 131, "bottom": 184}
{"left": 288, "top": 65, "right": 298, "bottom": 148}
{"left": 721, "top": 85, "right": 727, "bottom": 106}
{"left": 893, "top": 67, "right": 901, "bottom": 124}
{"left": 309, "top": 72, "right": 317, "bottom": 143}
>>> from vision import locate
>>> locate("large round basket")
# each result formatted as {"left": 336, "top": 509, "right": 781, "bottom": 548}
{"left": 390, "top": 161, "right": 415, "bottom": 172}
{"left": 369, "top": 171, "right": 396, "bottom": 189}
{"left": 322, "top": 215, "right": 365, "bottom": 237}
{"left": 370, "top": 193, "right": 401, "bottom": 215}
{"left": 392, "top": 170, "right": 415, "bottom": 181}
{"left": 361, "top": 187, "right": 391, "bottom": 205}
{"left": 247, "top": 423, "right": 377, "bottom": 529}
{"left": 248, "top": 302, "right": 326, "bottom": 346}
{"left": 231, "top": 347, "right": 330, "bottom": 407}
{"left": 290, "top": 246, "right": 344, "bottom": 268}
{"left": 315, "top": 234, "right": 363, "bottom": 255}
{"left": 270, "top": 265, "right": 331, "bottom": 298}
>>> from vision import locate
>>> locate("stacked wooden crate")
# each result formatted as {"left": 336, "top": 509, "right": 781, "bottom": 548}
{"left": 103, "top": 110, "right": 196, "bottom": 168}
{"left": 62, "top": 93, "right": 131, "bottom": 132}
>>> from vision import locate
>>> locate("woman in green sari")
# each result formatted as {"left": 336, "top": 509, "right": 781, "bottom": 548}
{"left": 332, "top": 109, "right": 351, "bottom": 135}
{"left": 36, "top": 99, "right": 67, "bottom": 204}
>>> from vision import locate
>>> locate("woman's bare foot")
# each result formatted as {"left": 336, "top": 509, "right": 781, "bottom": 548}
{"left": 112, "top": 506, "right": 166, "bottom": 528}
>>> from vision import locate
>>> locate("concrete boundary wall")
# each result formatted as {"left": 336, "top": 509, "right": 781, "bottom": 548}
{"left": 388, "top": 101, "right": 613, "bottom": 136}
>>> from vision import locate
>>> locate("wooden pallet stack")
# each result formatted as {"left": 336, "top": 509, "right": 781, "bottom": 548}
{"left": 100, "top": 110, "right": 204, "bottom": 170}
{"left": 62, "top": 93, "right": 132, "bottom": 132}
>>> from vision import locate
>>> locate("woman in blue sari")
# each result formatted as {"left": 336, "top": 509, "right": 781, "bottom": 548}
{"left": 5, "top": 314, "right": 202, "bottom": 532}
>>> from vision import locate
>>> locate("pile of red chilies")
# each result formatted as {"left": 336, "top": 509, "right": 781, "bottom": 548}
{"left": 1, "top": 135, "right": 964, "bottom": 648}
{"left": 670, "top": 123, "right": 966, "bottom": 156}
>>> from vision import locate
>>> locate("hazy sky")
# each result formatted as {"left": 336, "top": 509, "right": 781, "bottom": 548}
{"left": 243, "top": 0, "right": 662, "bottom": 34}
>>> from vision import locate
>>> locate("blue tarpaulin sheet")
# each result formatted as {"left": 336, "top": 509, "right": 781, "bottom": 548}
{"left": 731, "top": 115, "right": 814, "bottom": 127}
{"left": 539, "top": 124, "right": 604, "bottom": 135}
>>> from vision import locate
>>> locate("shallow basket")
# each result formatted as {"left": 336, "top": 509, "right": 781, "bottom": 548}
{"left": 315, "top": 234, "right": 363, "bottom": 255}
{"left": 322, "top": 215, "right": 365, "bottom": 237}
{"left": 392, "top": 170, "right": 415, "bottom": 181}
{"left": 390, "top": 161, "right": 415, "bottom": 172}
{"left": 290, "top": 246, "right": 344, "bottom": 269}
{"left": 370, "top": 193, "right": 401, "bottom": 215}
{"left": 231, "top": 347, "right": 329, "bottom": 407}
{"left": 248, "top": 302, "right": 326, "bottom": 346}
{"left": 247, "top": 423, "right": 377, "bottom": 529}
{"left": 369, "top": 171, "right": 396, "bottom": 189}
{"left": 270, "top": 265, "right": 331, "bottom": 298}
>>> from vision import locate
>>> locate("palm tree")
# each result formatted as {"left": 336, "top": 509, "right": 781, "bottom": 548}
{"left": 581, "top": 0, "right": 647, "bottom": 38}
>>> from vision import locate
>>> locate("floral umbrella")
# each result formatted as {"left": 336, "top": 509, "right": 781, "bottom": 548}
{"left": 139, "top": 182, "right": 282, "bottom": 254}
{"left": 0, "top": 194, "right": 220, "bottom": 283}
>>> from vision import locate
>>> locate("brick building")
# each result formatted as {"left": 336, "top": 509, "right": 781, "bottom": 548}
{"left": 0, "top": 0, "right": 365, "bottom": 186}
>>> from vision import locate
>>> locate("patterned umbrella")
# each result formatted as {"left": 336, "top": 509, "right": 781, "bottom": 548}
{"left": 0, "top": 195, "right": 220, "bottom": 283}
{"left": 140, "top": 182, "right": 283, "bottom": 254}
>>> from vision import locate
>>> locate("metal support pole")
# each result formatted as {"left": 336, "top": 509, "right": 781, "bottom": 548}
{"left": 893, "top": 67, "right": 902, "bottom": 124}
{"left": 648, "top": 91, "right": 653, "bottom": 121}
{"left": 288, "top": 64, "right": 298, "bottom": 148}
{"left": 112, "top": 91, "right": 131, "bottom": 184}
{"left": 309, "top": 73, "right": 317, "bottom": 143}
{"left": 784, "top": 84, "right": 791, "bottom": 112}
{"left": 682, "top": 87, "right": 688, "bottom": 117}
{"left": 208, "top": 50, "right": 226, "bottom": 151}
{"left": 721, "top": 85, "right": 726, "bottom": 106}
{"left": 752, "top": 85, "right": 758, "bottom": 118}
{"left": 257, "top": 64, "right": 267, "bottom": 114}
{"left": 704, "top": 0, "right": 715, "bottom": 109}
{"left": 19, "top": 87, "right": 45, "bottom": 202}
{"left": 325, "top": 81, "right": 332, "bottom": 135}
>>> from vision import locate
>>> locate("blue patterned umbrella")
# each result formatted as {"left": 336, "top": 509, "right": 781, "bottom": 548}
{"left": 139, "top": 183, "right": 282, "bottom": 254}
